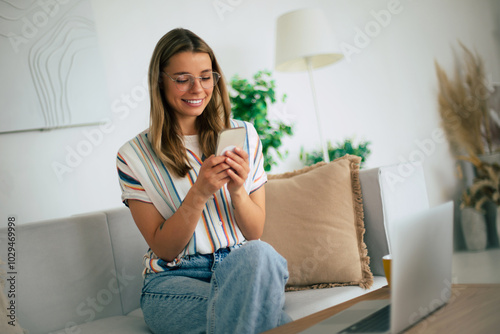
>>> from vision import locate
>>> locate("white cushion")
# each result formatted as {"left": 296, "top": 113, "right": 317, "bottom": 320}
{"left": 49, "top": 315, "right": 151, "bottom": 334}
{"left": 126, "top": 308, "right": 144, "bottom": 318}
{"left": 284, "top": 276, "right": 388, "bottom": 320}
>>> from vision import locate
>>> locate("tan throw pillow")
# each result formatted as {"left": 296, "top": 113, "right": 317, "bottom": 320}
{"left": 261, "top": 155, "right": 373, "bottom": 291}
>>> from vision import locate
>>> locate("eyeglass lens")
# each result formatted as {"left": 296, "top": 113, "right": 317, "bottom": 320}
{"left": 175, "top": 72, "right": 220, "bottom": 91}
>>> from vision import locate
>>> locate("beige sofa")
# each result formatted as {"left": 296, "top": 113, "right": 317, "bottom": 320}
{"left": 0, "top": 162, "right": 431, "bottom": 334}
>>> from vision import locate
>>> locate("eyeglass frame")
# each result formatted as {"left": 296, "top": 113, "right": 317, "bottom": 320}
{"left": 162, "top": 71, "right": 221, "bottom": 91}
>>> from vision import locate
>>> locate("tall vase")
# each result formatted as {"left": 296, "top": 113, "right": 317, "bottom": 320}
{"left": 484, "top": 201, "right": 500, "bottom": 248}
{"left": 461, "top": 207, "right": 488, "bottom": 251}
{"left": 496, "top": 207, "right": 500, "bottom": 248}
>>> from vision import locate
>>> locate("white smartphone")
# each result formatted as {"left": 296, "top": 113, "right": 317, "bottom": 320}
{"left": 216, "top": 127, "right": 246, "bottom": 156}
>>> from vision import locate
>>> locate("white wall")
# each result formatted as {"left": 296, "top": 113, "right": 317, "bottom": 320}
{"left": 1, "top": 0, "right": 499, "bottom": 226}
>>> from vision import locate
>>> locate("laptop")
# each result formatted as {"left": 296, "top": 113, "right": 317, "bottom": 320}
{"left": 302, "top": 201, "right": 454, "bottom": 334}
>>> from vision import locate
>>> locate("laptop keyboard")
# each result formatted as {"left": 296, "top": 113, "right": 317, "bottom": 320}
{"left": 338, "top": 305, "right": 391, "bottom": 333}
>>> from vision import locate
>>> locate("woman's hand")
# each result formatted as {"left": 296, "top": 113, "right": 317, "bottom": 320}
{"left": 191, "top": 155, "right": 231, "bottom": 202}
{"left": 224, "top": 147, "right": 250, "bottom": 196}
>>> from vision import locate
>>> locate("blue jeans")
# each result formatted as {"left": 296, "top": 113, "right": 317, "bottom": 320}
{"left": 141, "top": 240, "right": 292, "bottom": 334}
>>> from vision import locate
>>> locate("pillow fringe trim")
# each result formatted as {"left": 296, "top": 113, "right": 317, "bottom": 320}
{"left": 285, "top": 280, "right": 368, "bottom": 292}
{"left": 349, "top": 156, "right": 374, "bottom": 290}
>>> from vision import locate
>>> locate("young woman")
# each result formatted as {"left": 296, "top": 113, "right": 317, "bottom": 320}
{"left": 116, "top": 28, "right": 291, "bottom": 334}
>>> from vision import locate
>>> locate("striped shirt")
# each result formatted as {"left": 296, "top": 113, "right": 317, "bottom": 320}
{"left": 116, "top": 119, "right": 267, "bottom": 274}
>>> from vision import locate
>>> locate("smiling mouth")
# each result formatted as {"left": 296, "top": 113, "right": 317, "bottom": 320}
{"left": 182, "top": 98, "right": 204, "bottom": 106}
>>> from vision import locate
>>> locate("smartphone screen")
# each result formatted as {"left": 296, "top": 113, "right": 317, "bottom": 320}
{"left": 216, "top": 127, "right": 246, "bottom": 156}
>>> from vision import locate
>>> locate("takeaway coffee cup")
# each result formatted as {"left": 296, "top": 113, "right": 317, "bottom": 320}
{"left": 382, "top": 254, "right": 392, "bottom": 287}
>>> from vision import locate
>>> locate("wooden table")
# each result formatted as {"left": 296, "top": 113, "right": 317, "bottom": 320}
{"left": 265, "top": 284, "right": 500, "bottom": 334}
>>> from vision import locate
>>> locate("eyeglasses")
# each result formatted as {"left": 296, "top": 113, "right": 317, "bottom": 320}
{"left": 163, "top": 72, "right": 221, "bottom": 91}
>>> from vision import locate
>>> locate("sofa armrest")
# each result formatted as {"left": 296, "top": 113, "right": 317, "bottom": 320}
{"left": 360, "top": 162, "right": 429, "bottom": 276}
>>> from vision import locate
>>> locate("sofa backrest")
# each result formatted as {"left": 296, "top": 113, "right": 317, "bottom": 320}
{"left": 104, "top": 207, "right": 148, "bottom": 315}
{"left": 360, "top": 167, "right": 390, "bottom": 276}
{"left": 0, "top": 207, "right": 148, "bottom": 334}
{"left": 0, "top": 213, "right": 125, "bottom": 334}
{"left": 360, "top": 162, "right": 429, "bottom": 276}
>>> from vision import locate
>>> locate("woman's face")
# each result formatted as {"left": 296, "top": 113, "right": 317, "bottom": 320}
{"left": 161, "top": 51, "right": 214, "bottom": 133}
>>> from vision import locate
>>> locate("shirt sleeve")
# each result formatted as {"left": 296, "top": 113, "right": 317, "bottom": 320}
{"left": 245, "top": 122, "right": 267, "bottom": 194}
{"left": 116, "top": 148, "right": 152, "bottom": 206}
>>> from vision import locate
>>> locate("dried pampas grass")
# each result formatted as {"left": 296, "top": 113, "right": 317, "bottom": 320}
{"left": 488, "top": 85, "right": 500, "bottom": 149}
{"left": 435, "top": 43, "right": 498, "bottom": 165}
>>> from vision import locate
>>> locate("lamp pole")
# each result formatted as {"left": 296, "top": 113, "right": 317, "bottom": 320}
{"left": 306, "top": 56, "right": 329, "bottom": 163}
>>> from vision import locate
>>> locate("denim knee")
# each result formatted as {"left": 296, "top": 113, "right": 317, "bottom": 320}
{"left": 240, "top": 240, "right": 289, "bottom": 278}
{"left": 208, "top": 240, "right": 289, "bottom": 289}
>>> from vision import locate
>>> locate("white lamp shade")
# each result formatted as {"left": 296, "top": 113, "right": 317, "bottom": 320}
{"left": 275, "top": 8, "right": 343, "bottom": 72}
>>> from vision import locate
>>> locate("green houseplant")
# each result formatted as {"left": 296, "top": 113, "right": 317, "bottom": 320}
{"left": 300, "top": 139, "right": 371, "bottom": 167}
{"left": 229, "top": 70, "right": 293, "bottom": 171}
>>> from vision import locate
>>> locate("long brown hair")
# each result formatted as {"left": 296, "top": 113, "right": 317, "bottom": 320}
{"left": 148, "top": 28, "right": 231, "bottom": 177}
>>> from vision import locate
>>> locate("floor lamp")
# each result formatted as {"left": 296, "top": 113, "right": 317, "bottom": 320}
{"left": 275, "top": 8, "right": 343, "bottom": 163}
